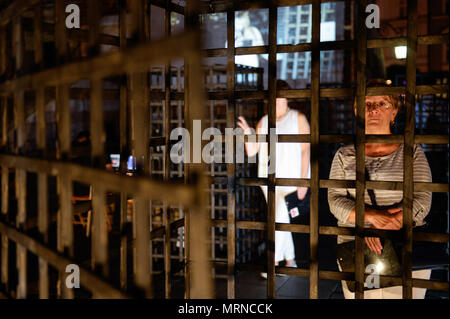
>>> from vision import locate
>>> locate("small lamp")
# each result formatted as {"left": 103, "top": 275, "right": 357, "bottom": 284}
{"left": 394, "top": 46, "right": 407, "bottom": 59}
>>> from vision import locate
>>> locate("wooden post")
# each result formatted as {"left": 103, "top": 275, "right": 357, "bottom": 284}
{"left": 118, "top": 0, "right": 129, "bottom": 292}
{"left": 163, "top": 0, "right": 172, "bottom": 299}
{"left": 226, "top": 9, "right": 236, "bottom": 299}
{"left": 34, "top": 0, "right": 49, "bottom": 300}
{"left": 267, "top": 0, "right": 277, "bottom": 299}
{"left": 354, "top": 0, "right": 368, "bottom": 300}
{"left": 55, "top": 0, "right": 73, "bottom": 299}
{"left": 402, "top": 0, "right": 418, "bottom": 299}
{"left": 309, "top": 0, "right": 321, "bottom": 299}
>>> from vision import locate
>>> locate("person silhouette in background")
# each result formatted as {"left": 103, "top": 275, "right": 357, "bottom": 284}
{"left": 237, "top": 80, "right": 311, "bottom": 278}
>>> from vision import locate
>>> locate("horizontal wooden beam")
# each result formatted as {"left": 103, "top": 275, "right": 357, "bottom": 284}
{"left": 202, "top": 85, "right": 448, "bottom": 100}
{"left": 237, "top": 177, "right": 449, "bottom": 192}
{"left": 0, "top": 154, "right": 198, "bottom": 207}
{"left": 236, "top": 263, "right": 448, "bottom": 291}
{"left": 203, "top": 35, "right": 448, "bottom": 57}
{"left": 211, "top": 219, "right": 449, "bottom": 243}
{"left": 151, "top": 0, "right": 185, "bottom": 15}
{"left": 0, "top": 31, "right": 198, "bottom": 94}
{"left": 200, "top": 0, "right": 352, "bottom": 14}
{"left": 0, "top": 0, "right": 40, "bottom": 27}
{"left": 0, "top": 220, "right": 129, "bottom": 298}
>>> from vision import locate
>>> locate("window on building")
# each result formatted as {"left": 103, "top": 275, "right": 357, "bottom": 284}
{"left": 289, "top": 15, "right": 296, "bottom": 24}
{"left": 301, "top": 15, "right": 308, "bottom": 23}
{"left": 289, "top": 28, "right": 296, "bottom": 37}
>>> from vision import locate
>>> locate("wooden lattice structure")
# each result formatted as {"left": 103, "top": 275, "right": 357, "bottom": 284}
{"left": 0, "top": 0, "right": 448, "bottom": 300}
{"left": 0, "top": 0, "right": 213, "bottom": 299}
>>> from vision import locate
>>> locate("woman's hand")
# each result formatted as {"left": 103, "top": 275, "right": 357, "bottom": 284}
{"left": 365, "top": 237, "right": 383, "bottom": 255}
{"left": 387, "top": 207, "right": 403, "bottom": 229}
{"left": 364, "top": 208, "right": 402, "bottom": 255}
{"left": 366, "top": 209, "right": 403, "bottom": 230}
{"left": 236, "top": 116, "right": 252, "bottom": 135}
{"left": 297, "top": 187, "right": 308, "bottom": 200}
{"left": 237, "top": 116, "right": 261, "bottom": 157}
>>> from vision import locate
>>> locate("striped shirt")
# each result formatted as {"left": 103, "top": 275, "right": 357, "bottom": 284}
{"left": 328, "top": 143, "right": 432, "bottom": 243}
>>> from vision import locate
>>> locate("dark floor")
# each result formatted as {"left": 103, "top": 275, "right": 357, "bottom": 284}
{"left": 214, "top": 271, "right": 345, "bottom": 299}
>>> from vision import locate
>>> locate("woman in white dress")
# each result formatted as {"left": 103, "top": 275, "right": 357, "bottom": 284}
{"left": 237, "top": 80, "right": 311, "bottom": 275}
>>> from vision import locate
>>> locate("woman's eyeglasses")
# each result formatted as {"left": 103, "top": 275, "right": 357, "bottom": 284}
{"left": 365, "top": 101, "right": 391, "bottom": 111}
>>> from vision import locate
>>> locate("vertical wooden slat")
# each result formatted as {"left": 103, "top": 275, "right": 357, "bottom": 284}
{"left": 55, "top": 0, "right": 73, "bottom": 299}
{"left": 130, "top": 0, "right": 152, "bottom": 298}
{"left": 118, "top": 0, "right": 128, "bottom": 292}
{"left": 309, "top": 0, "right": 320, "bottom": 299}
{"left": 87, "top": 0, "right": 100, "bottom": 56}
{"left": 1, "top": 94, "right": 8, "bottom": 292}
{"left": 183, "top": 4, "right": 191, "bottom": 299}
{"left": 0, "top": 232, "right": 7, "bottom": 291}
{"left": 176, "top": 68, "right": 183, "bottom": 264}
{"left": 267, "top": 0, "right": 277, "bottom": 299}
{"left": 226, "top": 9, "right": 236, "bottom": 299}
{"left": 146, "top": 1, "right": 153, "bottom": 289}
{"left": 33, "top": 3, "right": 43, "bottom": 71}
{"left": 90, "top": 79, "right": 108, "bottom": 280}
{"left": 1, "top": 97, "right": 8, "bottom": 217}
{"left": 34, "top": 2, "right": 48, "bottom": 298}
{"left": 354, "top": 0, "right": 368, "bottom": 300}
{"left": 13, "top": 12, "right": 27, "bottom": 299}
{"left": 163, "top": 0, "right": 172, "bottom": 299}
{"left": 185, "top": 0, "right": 213, "bottom": 299}
{"left": 87, "top": 20, "right": 105, "bottom": 252}
{"left": 402, "top": 0, "right": 418, "bottom": 299}
{"left": 0, "top": 27, "right": 5, "bottom": 75}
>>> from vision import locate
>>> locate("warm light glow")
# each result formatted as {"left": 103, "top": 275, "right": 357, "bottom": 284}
{"left": 395, "top": 46, "right": 407, "bottom": 59}
{"left": 376, "top": 261, "right": 384, "bottom": 273}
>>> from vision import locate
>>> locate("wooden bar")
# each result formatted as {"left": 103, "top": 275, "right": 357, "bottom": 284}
{"left": 185, "top": 0, "right": 213, "bottom": 298}
{"left": 33, "top": 3, "right": 43, "bottom": 70}
{"left": 13, "top": 12, "right": 27, "bottom": 299}
{"left": 354, "top": 0, "right": 367, "bottom": 299}
{"left": 241, "top": 133, "right": 447, "bottom": 145}
{"left": 35, "top": 32, "right": 49, "bottom": 297}
{"left": 0, "top": 95, "right": 7, "bottom": 292}
{"left": 0, "top": 31, "right": 199, "bottom": 94}
{"left": 200, "top": 84, "right": 448, "bottom": 101}
{"left": 226, "top": 8, "right": 236, "bottom": 299}
{"left": 130, "top": 0, "right": 152, "bottom": 298}
{"left": 309, "top": 0, "right": 320, "bottom": 299}
{"left": 130, "top": 73, "right": 152, "bottom": 296}
{"left": 203, "top": 35, "right": 448, "bottom": 58}
{"left": 90, "top": 76, "right": 108, "bottom": 279}
{"left": 118, "top": 0, "right": 128, "bottom": 293}
{"left": 87, "top": 0, "right": 100, "bottom": 56}
{"left": 402, "top": 0, "right": 418, "bottom": 299}
{"left": 151, "top": 0, "right": 185, "bottom": 15}
{"left": 0, "top": 220, "right": 129, "bottom": 298}
{"left": 212, "top": 219, "right": 449, "bottom": 243}
{"left": 88, "top": 5, "right": 108, "bottom": 278}
{"left": 0, "top": 0, "right": 41, "bottom": 27}
{"left": 183, "top": 2, "right": 192, "bottom": 299}
{"left": 55, "top": 0, "right": 73, "bottom": 299}
{"left": 91, "top": 184, "right": 108, "bottom": 277}
{"left": 0, "top": 154, "right": 199, "bottom": 205}
{"left": 163, "top": 0, "right": 172, "bottom": 299}
{"left": 266, "top": 0, "right": 277, "bottom": 299}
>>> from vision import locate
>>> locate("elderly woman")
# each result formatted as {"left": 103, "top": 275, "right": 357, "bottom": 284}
{"left": 328, "top": 79, "right": 432, "bottom": 299}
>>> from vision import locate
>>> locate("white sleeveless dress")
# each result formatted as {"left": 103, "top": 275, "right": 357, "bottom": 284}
{"left": 257, "top": 108, "right": 311, "bottom": 262}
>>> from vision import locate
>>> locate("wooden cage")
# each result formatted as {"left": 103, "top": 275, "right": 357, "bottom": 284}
{"left": 0, "top": 0, "right": 448, "bottom": 299}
